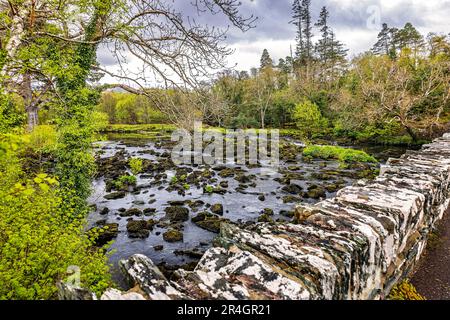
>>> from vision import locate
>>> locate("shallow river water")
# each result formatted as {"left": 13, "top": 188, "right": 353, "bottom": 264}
{"left": 87, "top": 134, "right": 411, "bottom": 287}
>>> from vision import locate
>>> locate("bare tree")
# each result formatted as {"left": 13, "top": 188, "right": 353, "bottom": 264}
{"left": 0, "top": 0, "right": 256, "bottom": 130}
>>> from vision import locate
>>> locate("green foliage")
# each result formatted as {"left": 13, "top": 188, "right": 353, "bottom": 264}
{"left": 0, "top": 93, "right": 26, "bottom": 133}
{"left": 303, "top": 145, "right": 378, "bottom": 164}
{"left": 113, "top": 175, "right": 137, "bottom": 190}
{"left": 388, "top": 280, "right": 425, "bottom": 300}
{"left": 97, "top": 92, "right": 169, "bottom": 125}
{"left": 27, "top": 125, "right": 58, "bottom": 155}
{"left": 0, "top": 135, "right": 111, "bottom": 300}
{"left": 91, "top": 111, "right": 110, "bottom": 132}
{"left": 291, "top": 100, "right": 329, "bottom": 139}
{"left": 204, "top": 185, "right": 214, "bottom": 194}
{"left": 129, "top": 158, "right": 143, "bottom": 175}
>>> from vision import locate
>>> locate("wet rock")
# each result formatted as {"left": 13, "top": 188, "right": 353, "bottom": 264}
{"left": 168, "top": 200, "right": 186, "bottom": 206}
{"left": 306, "top": 185, "right": 326, "bottom": 199}
{"left": 258, "top": 194, "right": 266, "bottom": 201}
{"left": 165, "top": 206, "right": 190, "bottom": 222}
{"left": 219, "top": 168, "right": 235, "bottom": 178}
{"left": 89, "top": 223, "right": 119, "bottom": 247}
{"left": 127, "top": 220, "right": 151, "bottom": 239}
{"left": 187, "top": 200, "right": 205, "bottom": 211}
{"left": 210, "top": 204, "right": 224, "bottom": 216}
{"left": 99, "top": 207, "right": 110, "bottom": 215}
{"left": 258, "top": 214, "right": 274, "bottom": 223}
{"left": 235, "top": 174, "right": 252, "bottom": 184}
{"left": 282, "top": 195, "right": 301, "bottom": 203}
{"left": 174, "top": 249, "right": 205, "bottom": 259}
{"left": 154, "top": 245, "right": 164, "bottom": 251}
{"left": 282, "top": 183, "right": 303, "bottom": 195}
{"left": 325, "top": 184, "right": 339, "bottom": 193}
{"left": 57, "top": 282, "right": 97, "bottom": 300}
{"left": 262, "top": 208, "right": 274, "bottom": 216}
{"left": 192, "top": 213, "right": 222, "bottom": 234}
{"left": 101, "top": 288, "right": 146, "bottom": 300}
{"left": 143, "top": 208, "right": 157, "bottom": 216}
{"left": 120, "top": 208, "right": 143, "bottom": 217}
{"left": 163, "top": 229, "right": 184, "bottom": 243}
{"left": 280, "top": 210, "right": 295, "bottom": 218}
{"left": 132, "top": 200, "right": 145, "bottom": 205}
{"left": 219, "top": 181, "right": 229, "bottom": 189}
{"left": 104, "top": 191, "right": 126, "bottom": 200}
{"left": 119, "top": 254, "right": 187, "bottom": 300}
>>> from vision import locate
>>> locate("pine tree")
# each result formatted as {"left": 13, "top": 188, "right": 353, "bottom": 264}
{"left": 260, "top": 49, "right": 273, "bottom": 70}
{"left": 328, "top": 31, "right": 348, "bottom": 69}
{"left": 292, "top": 0, "right": 304, "bottom": 59}
{"left": 301, "top": 0, "right": 313, "bottom": 61}
{"left": 372, "top": 23, "right": 392, "bottom": 55}
{"left": 315, "top": 6, "right": 330, "bottom": 63}
{"left": 395, "top": 23, "right": 425, "bottom": 53}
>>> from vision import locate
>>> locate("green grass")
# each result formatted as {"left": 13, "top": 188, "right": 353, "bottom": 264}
{"left": 303, "top": 145, "right": 378, "bottom": 163}
{"left": 104, "top": 124, "right": 176, "bottom": 133}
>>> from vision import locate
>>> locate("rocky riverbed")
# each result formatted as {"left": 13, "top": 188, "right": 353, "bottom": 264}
{"left": 87, "top": 133, "right": 409, "bottom": 287}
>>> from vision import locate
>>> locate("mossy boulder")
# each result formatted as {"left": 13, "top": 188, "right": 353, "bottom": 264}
{"left": 258, "top": 214, "right": 274, "bottom": 223}
{"left": 104, "top": 191, "right": 126, "bottom": 200}
{"left": 120, "top": 208, "right": 143, "bottom": 217}
{"left": 163, "top": 229, "right": 184, "bottom": 243}
{"left": 282, "top": 183, "right": 303, "bottom": 195}
{"left": 126, "top": 220, "right": 151, "bottom": 239}
{"left": 165, "top": 206, "right": 190, "bottom": 222}
{"left": 192, "top": 212, "right": 222, "bottom": 233}
{"left": 306, "top": 185, "right": 326, "bottom": 199}
{"left": 99, "top": 207, "right": 110, "bottom": 215}
{"left": 210, "top": 203, "right": 224, "bottom": 216}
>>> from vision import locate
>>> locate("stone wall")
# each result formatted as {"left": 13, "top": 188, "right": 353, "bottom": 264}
{"left": 61, "top": 133, "right": 450, "bottom": 300}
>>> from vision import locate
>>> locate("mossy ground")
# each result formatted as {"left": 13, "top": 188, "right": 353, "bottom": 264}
{"left": 388, "top": 280, "right": 426, "bottom": 300}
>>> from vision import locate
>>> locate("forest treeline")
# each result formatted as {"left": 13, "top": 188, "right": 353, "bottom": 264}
{"left": 96, "top": 4, "right": 450, "bottom": 145}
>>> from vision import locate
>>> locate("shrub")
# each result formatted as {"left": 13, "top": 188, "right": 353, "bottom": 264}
{"left": 303, "top": 145, "right": 378, "bottom": 164}
{"left": 91, "top": 111, "right": 110, "bottom": 132}
{"left": 114, "top": 175, "right": 137, "bottom": 190}
{"left": 388, "top": 280, "right": 425, "bottom": 300}
{"left": 129, "top": 158, "right": 143, "bottom": 175}
{"left": 0, "top": 135, "right": 111, "bottom": 299}
{"left": 291, "top": 100, "right": 328, "bottom": 139}
{"left": 27, "top": 125, "right": 58, "bottom": 155}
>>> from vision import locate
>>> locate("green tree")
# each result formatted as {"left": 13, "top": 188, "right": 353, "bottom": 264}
{"left": 292, "top": 99, "right": 328, "bottom": 139}
{"left": 260, "top": 49, "right": 273, "bottom": 70}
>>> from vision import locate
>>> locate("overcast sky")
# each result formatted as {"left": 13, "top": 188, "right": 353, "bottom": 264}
{"left": 98, "top": 0, "right": 450, "bottom": 83}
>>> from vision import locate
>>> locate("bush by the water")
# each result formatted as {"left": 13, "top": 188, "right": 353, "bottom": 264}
{"left": 303, "top": 145, "right": 378, "bottom": 163}
{"left": 0, "top": 134, "right": 111, "bottom": 299}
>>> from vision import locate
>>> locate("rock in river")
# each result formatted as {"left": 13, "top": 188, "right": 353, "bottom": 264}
{"left": 210, "top": 203, "right": 224, "bottom": 216}
{"left": 163, "top": 229, "right": 184, "bottom": 243}
{"left": 126, "top": 220, "right": 153, "bottom": 239}
{"left": 104, "top": 191, "right": 126, "bottom": 200}
{"left": 165, "top": 206, "right": 190, "bottom": 222}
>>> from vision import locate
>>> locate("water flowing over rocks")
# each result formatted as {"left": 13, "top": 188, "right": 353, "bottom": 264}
{"left": 61, "top": 133, "right": 450, "bottom": 300}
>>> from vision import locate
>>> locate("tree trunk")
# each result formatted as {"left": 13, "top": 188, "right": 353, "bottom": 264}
{"left": 1, "top": 2, "right": 32, "bottom": 78}
{"left": 405, "top": 125, "right": 418, "bottom": 143}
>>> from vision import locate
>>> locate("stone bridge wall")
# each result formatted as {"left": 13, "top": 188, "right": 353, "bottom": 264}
{"left": 61, "top": 133, "right": 450, "bottom": 300}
